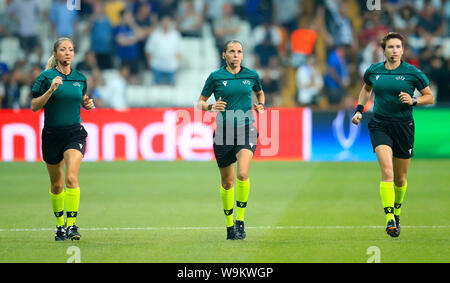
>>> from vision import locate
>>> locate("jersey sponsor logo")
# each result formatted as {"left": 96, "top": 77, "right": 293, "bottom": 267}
{"left": 73, "top": 82, "right": 81, "bottom": 87}
{"left": 395, "top": 76, "right": 405, "bottom": 80}
{"left": 222, "top": 81, "right": 228, "bottom": 87}
{"left": 242, "top": 80, "right": 251, "bottom": 85}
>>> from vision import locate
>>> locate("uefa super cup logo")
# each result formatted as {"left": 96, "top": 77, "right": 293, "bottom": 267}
{"left": 67, "top": 0, "right": 81, "bottom": 11}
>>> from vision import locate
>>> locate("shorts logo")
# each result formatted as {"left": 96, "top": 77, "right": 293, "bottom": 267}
{"left": 222, "top": 81, "right": 227, "bottom": 87}
{"left": 79, "top": 143, "right": 83, "bottom": 149}
{"left": 395, "top": 76, "right": 405, "bottom": 80}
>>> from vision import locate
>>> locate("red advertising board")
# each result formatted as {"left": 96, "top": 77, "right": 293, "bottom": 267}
{"left": 0, "top": 108, "right": 310, "bottom": 162}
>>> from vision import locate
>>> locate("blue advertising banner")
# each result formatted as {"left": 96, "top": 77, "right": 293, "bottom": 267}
{"left": 311, "top": 110, "right": 376, "bottom": 161}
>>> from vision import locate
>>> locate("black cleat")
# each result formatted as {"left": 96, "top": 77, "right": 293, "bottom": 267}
{"left": 386, "top": 219, "right": 399, "bottom": 238}
{"left": 55, "top": 225, "right": 67, "bottom": 241}
{"left": 235, "top": 220, "right": 246, "bottom": 240}
{"left": 67, "top": 225, "right": 81, "bottom": 241}
{"left": 394, "top": 215, "right": 401, "bottom": 237}
{"left": 226, "top": 225, "right": 236, "bottom": 240}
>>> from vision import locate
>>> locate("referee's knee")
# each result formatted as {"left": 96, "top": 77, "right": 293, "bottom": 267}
{"left": 236, "top": 172, "right": 249, "bottom": 182}
{"left": 221, "top": 179, "right": 234, "bottom": 190}
{"left": 65, "top": 173, "right": 79, "bottom": 188}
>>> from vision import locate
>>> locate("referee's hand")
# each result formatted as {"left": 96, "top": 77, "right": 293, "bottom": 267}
{"left": 82, "top": 95, "right": 95, "bottom": 110}
{"left": 253, "top": 103, "right": 265, "bottom": 114}
{"left": 212, "top": 97, "right": 226, "bottom": 112}
{"left": 351, "top": 112, "right": 362, "bottom": 125}
{"left": 50, "top": 76, "right": 63, "bottom": 92}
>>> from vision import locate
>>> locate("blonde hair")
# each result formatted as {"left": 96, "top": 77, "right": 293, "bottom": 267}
{"left": 46, "top": 37, "right": 75, "bottom": 70}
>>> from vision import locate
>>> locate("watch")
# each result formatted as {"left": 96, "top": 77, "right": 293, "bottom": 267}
{"left": 412, "top": 97, "right": 418, "bottom": 106}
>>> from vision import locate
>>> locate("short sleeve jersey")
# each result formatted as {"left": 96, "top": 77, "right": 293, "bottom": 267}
{"left": 363, "top": 61, "right": 429, "bottom": 119}
{"left": 32, "top": 68, "right": 87, "bottom": 128}
{"left": 201, "top": 66, "right": 263, "bottom": 127}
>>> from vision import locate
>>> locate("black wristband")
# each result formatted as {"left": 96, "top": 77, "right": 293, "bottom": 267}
{"left": 412, "top": 97, "right": 418, "bottom": 106}
{"left": 207, "top": 104, "right": 213, "bottom": 111}
{"left": 258, "top": 102, "right": 265, "bottom": 109}
{"left": 355, "top": 104, "right": 364, "bottom": 114}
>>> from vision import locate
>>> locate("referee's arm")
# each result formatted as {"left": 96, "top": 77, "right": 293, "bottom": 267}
{"left": 197, "top": 95, "right": 226, "bottom": 112}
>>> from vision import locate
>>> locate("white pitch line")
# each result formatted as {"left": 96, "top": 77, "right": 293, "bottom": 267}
{"left": 0, "top": 225, "right": 449, "bottom": 232}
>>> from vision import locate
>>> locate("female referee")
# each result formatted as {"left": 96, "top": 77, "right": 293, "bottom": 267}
{"left": 197, "top": 40, "right": 265, "bottom": 240}
{"left": 31, "top": 37, "right": 95, "bottom": 241}
{"left": 352, "top": 32, "right": 434, "bottom": 238}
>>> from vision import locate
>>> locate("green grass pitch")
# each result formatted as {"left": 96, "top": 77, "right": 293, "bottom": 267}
{"left": 0, "top": 160, "right": 449, "bottom": 263}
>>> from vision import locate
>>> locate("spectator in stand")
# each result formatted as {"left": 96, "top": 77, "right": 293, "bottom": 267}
{"left": 0, "top": 68, "right": 25, "bottom": 109}
{"left": 89, "top": 1, "right": 114, "bottom": 70}
{"left": 246, "top": 0, "right": 274, "bottom": 29}
{"left": 49, "top": 0, "right": 79, "bottom": 37}
{"left": 323, "top": 45, "right": 350, "bottom": 106}
{"left": 274, "top": 0, "right": 300, "bottom": 34}
{"left": 252, "top": 20, "right": 282, "bottom": 49}
{"left": 213, "top": 2, "right": 241, "bottom": 63}
{"left": 104, "top": 0, "right": 126, "bottom": 27}
{"left": 85, "top": 74, "right": 105, "bottom": 108}
{"left": 134, "top": 2, "right": 155, "bottom": 70}
{"left": 145, "top": 16, "right": 182, "bottom": 86}
{"left": 103, "top": 63, "right": 129, "bottom": 110}
{"left": 429, "top": 56, "right": 450, "bottom": 105}
{"left": 296, "top": 56, "right": 323, "bottom": 106}
{"left": 445, "top": 0, "right": 450, "bottom": 36}
{"left": 359, "top": 30, "right": 386, "bottom": 76}
{"left": 326, "top": 1, "right": 354, "bottom": 47}
{"left": 6, "top": 0, "right": 40, "bottom": 53}
{"left": 253, "top": 33, "right": 279, "bottom": 69}
{"left": 392, "top": 4, "right": 418, "bottom": 36}
{"left": 358, "top": 12, "right": 389, "bottom": 47}
{"left": 203, "top": 0, "right": 228, "bottom": 27}
{"left": 158, "top": 0, "right": 178, "bottom": 18}
{"left": 260, "top": 68, "right": 281, "bottom": 107}
{"left": 176, "top": 0, "right": 204, "bottom": 38}
{"left": 76, "top": 50, "right": 103, "bottom": 86}
{"left": 113, "top": 9, "right": 146, "bottom": 80}
{"left": 417, "top": 0, "right": 445, "bottom": 41}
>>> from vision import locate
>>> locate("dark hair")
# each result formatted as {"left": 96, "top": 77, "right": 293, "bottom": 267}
{"left": 381, "top": 32, "right": 404, "bottom": 50}
{"left": 222, "top": 40, "right": 243, "bottom": 53}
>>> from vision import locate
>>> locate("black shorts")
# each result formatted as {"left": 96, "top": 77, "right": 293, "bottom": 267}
{"left": 213, "top": 124, "right": 258, "bottom": 168}
{"left": 42, "top": 124, "right": 88, "bottom": 165}
{"left": 368, "top": 114, "right": 415, "bottom": 159}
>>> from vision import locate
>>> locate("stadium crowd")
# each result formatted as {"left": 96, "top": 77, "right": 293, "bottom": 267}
{"left": 0, "top": 0, "right": 449, "bottom": 110}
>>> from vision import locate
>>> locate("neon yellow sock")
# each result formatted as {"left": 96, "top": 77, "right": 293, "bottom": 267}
{"left": 380, "top": 182, "right": 395, "bottom": 224}
{"left": 65, "top": 187, "right": 80, "bottom": 227}
{"left": 50, "top": 191, "right": 65, "bottom": 227}
{"left": 235, "top": 179, "right": 250, "bottom": 221}
{"left": 220, "top": 186, "right": 234, "bottom": 227}
{"left": 394, "top": 181, "right": 407, "bottom": 216}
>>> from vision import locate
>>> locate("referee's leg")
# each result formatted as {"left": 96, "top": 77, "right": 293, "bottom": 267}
{"left": 392, "top": 157, "right": 410, "bottom": 217}
{"left": 63, "top": 149, "right": 83, "bottom": 240}
{"left": 235, "top": 149, "right": 253, "bottom": 239}
{"left": 375, "top": 145, "right": 395, "bottom": 220}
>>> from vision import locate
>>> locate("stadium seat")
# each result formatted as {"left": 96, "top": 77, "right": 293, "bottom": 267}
{"left": 0, "top": 37, "right": 22, "bottom": 68}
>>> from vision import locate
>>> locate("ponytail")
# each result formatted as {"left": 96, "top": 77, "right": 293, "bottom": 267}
{"left": 46, "top": 55, "right": 57, "bottom": 70}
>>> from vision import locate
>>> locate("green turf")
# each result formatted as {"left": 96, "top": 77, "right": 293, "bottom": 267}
{"left": 0, "top": 160, "right": 449, "bottom": 263}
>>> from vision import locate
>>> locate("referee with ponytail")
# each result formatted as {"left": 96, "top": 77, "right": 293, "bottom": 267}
{"left": 31, "top": 37, "right": 95, "bottom": 241}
